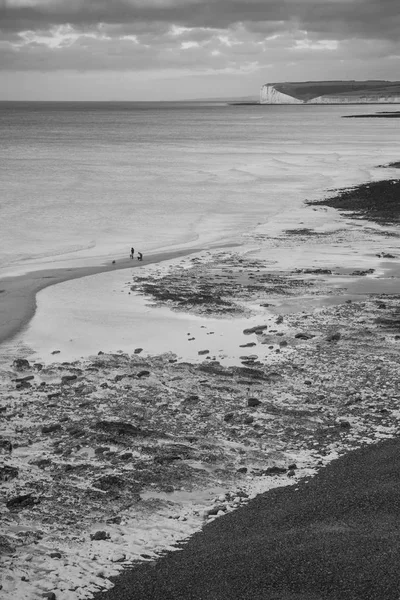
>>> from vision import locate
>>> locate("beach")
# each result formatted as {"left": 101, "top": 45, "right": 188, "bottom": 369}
{"left": 1, "top": 167, "right": 400, "bottom": 598}
{"left": 0, "top": 248, "right": 206, "bottom": 348}
{"left": 1, "top": 102, "right": 400, "bottom": 599}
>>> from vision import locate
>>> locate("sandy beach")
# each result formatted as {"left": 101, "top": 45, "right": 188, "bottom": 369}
{"left": 1, "top": 172, "right": 400, "bottom": 599}
{"left": 0, "top": 247, "right": 204, "bottom": 347}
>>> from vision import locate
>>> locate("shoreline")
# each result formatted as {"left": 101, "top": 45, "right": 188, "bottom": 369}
{"left": 0, "top": 247, "right": 206, "bottom": 347}
{"left": 1, "top": 173, "right": 400, "bottom": 599}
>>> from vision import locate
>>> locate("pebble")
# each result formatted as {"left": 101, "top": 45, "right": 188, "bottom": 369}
{"left": 111, "top": 552, "right": 126, "bottom": 563}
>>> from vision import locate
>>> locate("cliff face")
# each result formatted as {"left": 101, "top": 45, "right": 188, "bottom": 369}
{"left": 260, "top": 81, "right": 400, "bottom": 104}
{"left": 260, "top": 85, "right": 302, "bottom": 104}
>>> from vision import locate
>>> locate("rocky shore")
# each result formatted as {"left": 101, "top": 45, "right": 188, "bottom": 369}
{"left": 1, "top": 176, "right": 400, "bottom": 599}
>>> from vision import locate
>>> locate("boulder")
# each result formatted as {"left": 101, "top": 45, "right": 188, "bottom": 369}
{"left": 137, "top": 370, "right": 150, "bottom": 378}
{"left": 264, "top": 466, "right": 287, "bottom": 475}
{"left": 0, "top": 439, "right": 12, "bottom": 454}
{"left": 61, "top": 375, "right": 77, "bottom": 384}
{"left": 0, "top": 465, "right": 18, "bottom": 481}
{"left": 42, "top": 424, "right": 62, "bottom": 434}
{"left": 243, "top": 325, "right": 268, "bottom": 335}
{"left": 294, "top": 332, "right": 315, "bottom": 340}
{"left": 12, "top": 358, "right": 30, "bottom": 370}
{"left": 6, "top": 493, "right": 39, "bottom": 509}
{"left": 224, "top": 412, "right": 235, "bottom": 422}
{"left": 327, "top": 332, "right": 341, "bottom": 342}
{"left": 247, "top": 397, "right": 261, "bottom": 407}
{"left": 15, "top": 375, "right": 34, "bottom": 383}
{"left": 90, "top": 530, "right": 110, "bottom": 541}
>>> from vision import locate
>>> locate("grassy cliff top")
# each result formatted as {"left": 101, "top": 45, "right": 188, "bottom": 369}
{"left": 265, "top": 80, "right": 400, "bottom": 101}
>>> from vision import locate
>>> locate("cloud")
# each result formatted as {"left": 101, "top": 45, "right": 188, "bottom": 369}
{"left": 1, "top": 0, "right": 398, "bottom": 39}
{"left": 0, "top": 0, "right": 399, "bottom": 83}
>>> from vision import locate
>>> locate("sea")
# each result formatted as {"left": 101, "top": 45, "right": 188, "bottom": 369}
{"left": 1, "top": 101, "right": 399, "bottom": 277}
{"left": 1, "top": 101, "right": 400, "bottom": 361}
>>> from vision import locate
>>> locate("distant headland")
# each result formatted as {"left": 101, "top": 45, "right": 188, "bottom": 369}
{"left": 259, "top": 80, "right": 400, "bottom": 104}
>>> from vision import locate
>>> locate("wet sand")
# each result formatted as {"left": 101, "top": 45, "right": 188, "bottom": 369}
{"left": 0, "top": 248, "right": 201, "bottom": 346}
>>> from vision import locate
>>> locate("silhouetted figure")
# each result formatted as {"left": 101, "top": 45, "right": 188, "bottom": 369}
{"left": 137, "top": 252, "right": 143, "bottom": 261}
{"left": 130, "top": 247, "right": 134, "bottom": 259}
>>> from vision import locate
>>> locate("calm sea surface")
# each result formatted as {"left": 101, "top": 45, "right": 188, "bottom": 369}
{"left": 1, "top": 101, "right": 399, "bottom": 276}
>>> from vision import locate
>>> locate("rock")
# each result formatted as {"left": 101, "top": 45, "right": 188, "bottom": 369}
{"left": 42, "top": 423, "right": 62, "bottom": 434}
{"left": 205, "top": 504, "right": 226, "bottom": 516}
{"left": 376, "top": 252, "right": 396, "bottom": 259}
{"left": 23, "top": 554, "right": 33, "bottom": 561}
{"left": 237, "top": 466, "right": 248, "bottom": 473}
{"left": 337, "top": 419, "right": 351, "bottom": 429}
{"left": 12, "top": 358, "right": 30, "bottom": 370}
{"left": 51, "top": 350, "right": 61, "bottom": 355}
{"left": 6, "top": 493, "right": 39, "bottom": 509}
{"left": 120, "top": 452, "right": 133, "bottom": 460}
{"left": 0, "top": 465, "right": 18, "bottom": 481}
{"left": 95, "top": 420, "right": 146, "bottom": 437}
{"left": 276, "top": 315, "right": 284, "bottom": 324}
{"left": 134, "top": 348, "right": 143, "bottom": 354}
{"left": 244, "top": 416, "right": 254, "bottom": 424}
{"left": 287, "top": 469, "right": 296, "bottom": 477}
{"left": 106, "top": 516, "right": 122, "bottom": 524}
{"left": 184, "top": 394, "right": 199, "bottom": 403}
{"left": 288, "top": 463, "right": 297, "bottom": 470}
{"left": 247, "top": 397, "right": 261, "bottom": 407}
{"left": 294, "top": 333, "right": 315, "bottom": 340}
{"left": 279, "top": 340, "right": 288, "bottom": 347}
{"left": 303, "top": 268, "right": 332, "bottom": 275}
{"left": 15, "top": 375, "right": 34, "bottom": 383}
{"left": 93, "top": 474, "right": 126, "bottom": 491}
{"left": 61, "top": 375, "right": 77, "bottom": 384}
{"left": 111, "top": 552, "right": 126, "bottom": 563}
{"left": 47, "top": 392, "right": 61, "bottom": 400}
{"left": 239, "top": 342, "right": 257, "bottom": 348}
{"left": 350, "top": 268, "right": 375, "bottom": 276}
{"left": 0, "top": 439, "right": 12, "bottom": 454}
{"left": 327, "top": 332, "right": 341, "bottom": 342}
{"left": 33, "top": 458, "right": 52, "bottom": 469}
{"left": 42, "top": 593, "right": 56, "bottom": 600}
{"left": 0, "top": 534, "right": 16, "bottom": 554}
{"left": 90, "top": 530, "right": 110, "bottom": 541}
{"left": 264, "top": 466, "right": 287, "bottom": 475}
{"left": 224, "top": 412, "right": 234, "bottom": 422}
{"left": 49, "top": 552, "right": 62, "bottom": 559}
{"left": 16, "top": 381, "right": 31, "bottom": 389}
{"left": 198, "top": 349, "right": 210, "bottom": 355}
{"left": 137, "top": 370, "right": 150, "bottom": 378}
{"left": 243, "top": 325, "right": 268, "bottom": 335}
{"left": 154, "top": 453, "right": 182, "bottom": 464}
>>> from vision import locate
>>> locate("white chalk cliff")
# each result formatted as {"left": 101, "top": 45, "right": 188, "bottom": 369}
{"left": 260, "top": 85, "right": 303, "bottom": 104}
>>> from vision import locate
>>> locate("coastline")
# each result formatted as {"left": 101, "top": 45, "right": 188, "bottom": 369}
{"left": 0, "top": 247, "right": 205, "bottom": 347}
{"left": 1, "top": 173, "right": 400, "bottom": 599}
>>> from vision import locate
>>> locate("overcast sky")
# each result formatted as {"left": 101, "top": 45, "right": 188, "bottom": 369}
{"left": 1, "top": 0, "right": 399, "bottom": 100}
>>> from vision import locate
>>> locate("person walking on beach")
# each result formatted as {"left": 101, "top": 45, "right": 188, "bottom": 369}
{"left": 130, "top": 247, "right": 134, "bottom": 259}
{"left": 137, "top": 252, "right": 143, "bottom": 261}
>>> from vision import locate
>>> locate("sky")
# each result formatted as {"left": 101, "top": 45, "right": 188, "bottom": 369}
{"left": 0, "top": 0, "right": 399, "bottom": 100}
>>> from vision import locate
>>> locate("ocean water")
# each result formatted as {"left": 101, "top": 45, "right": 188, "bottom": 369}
{"left": 1, "top": 101, "right": 399, "bottom": 277}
